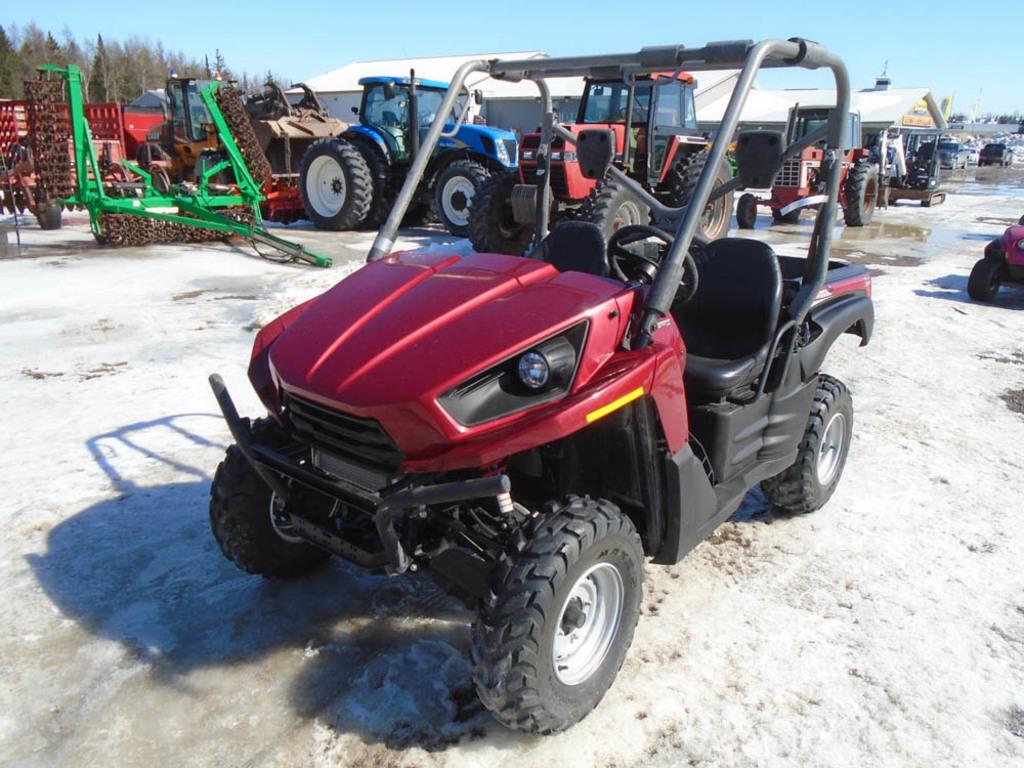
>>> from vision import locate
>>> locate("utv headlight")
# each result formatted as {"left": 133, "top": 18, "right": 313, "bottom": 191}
{"left": 439, "top": 323, "right": 588, "bottom": 426}
{"left": 1016, "top": 238, "right": 1024, "bottom": 251}
{"left": 518, "top": 351, "right": 550, "bottom": 389}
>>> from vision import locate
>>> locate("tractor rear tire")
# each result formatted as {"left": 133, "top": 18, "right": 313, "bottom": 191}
{"left": 471, "top": 496, "right": 644, "bottom": 734}
{"left": 968, "top": 256, "right": 1003, "bottom": 301}
{"left": 468, "top": 171, "right": 535, "bottom": 255}
{"left": 299, "top": 138, "right": 373, "bottom": 230}
{"left": 843, "top": 163, "right": 879, "bottom": 227}
{"left": 209, "top": 417, "right": 330, "bottom": 578}
{"left": 585, "top": 178, "right": 651, "bottom": 239}
{"left": 435, "top": 160, "right": 491, "bottom": 237}
{"left": 38, "top": 203, "right": 62, "bottom": 230}
{"left": 736, "top": 192, "right": 758, "bottom": 229}
{"left": 660, "top": 147, "right": 733, "bottom": 240}
{"left": 762, "top": 375, "right": 853, "bottom": 515}
{"left": 358, "top": 143, "right": 393, "bottom": 229}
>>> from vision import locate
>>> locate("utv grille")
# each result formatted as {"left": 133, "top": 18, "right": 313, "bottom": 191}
{"left": 283, "top": 392, "right": 404, "bottom": 470}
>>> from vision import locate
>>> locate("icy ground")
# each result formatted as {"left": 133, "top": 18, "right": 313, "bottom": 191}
{"left": 1, "top": 166, "right": 1023, "bottom": 768}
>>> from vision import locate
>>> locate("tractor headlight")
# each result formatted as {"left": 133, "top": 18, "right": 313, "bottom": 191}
{"left": 495, "top": 138, "right": 511, "bottom": 166}
{"left": 439, "top": 323, "right": 588, "bottom": 426}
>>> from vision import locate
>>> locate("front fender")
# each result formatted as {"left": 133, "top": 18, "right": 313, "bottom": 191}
{"left": 248, "top": 296, "right": 319, "bottom": 414}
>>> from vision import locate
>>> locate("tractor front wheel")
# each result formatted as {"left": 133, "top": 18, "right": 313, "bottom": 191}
{"left": 736, "top": 192, "right": 758, "bottom": 229}
{"left": 435, "top": 160, "right": 491, "bottom": 237}
{"left": 585, "top": 179, "right": 650, "bottom": 239}
{"left": 660, "top": 148, "right": 733, "bottom": 240}
{"left": 771, "top": 207, "right": 801, "bottom": 224}
{"left": 299, "top": 138, "right": 373, "bottom": 230}
{"left": 468, "top": 171, "right": 535, "bottom": 255}
{"left": 472, "top": 496, "right": 643, "bottom": 734}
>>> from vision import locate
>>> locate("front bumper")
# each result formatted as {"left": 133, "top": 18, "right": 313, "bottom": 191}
{"left": 209, "top": 374, "right": 510, "bottom": 574}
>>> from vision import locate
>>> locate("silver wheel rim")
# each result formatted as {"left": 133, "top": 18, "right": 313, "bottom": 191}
{"left": 441, "top": 175, "right": 476, "bottom": 227}
{"left": 816, "top": 412, "right": 847, "bottom": 486}
{"left": 613, "top": 200, "right": 643, "bottom": 230}
{"left": 552, "top": 562, "right": 624, "bottom": 686}
{"left": 269, "top": 492, "right": 304, "bottom": 544}
{"left": 307, "top": 155, "right": 346, "bottom": 218}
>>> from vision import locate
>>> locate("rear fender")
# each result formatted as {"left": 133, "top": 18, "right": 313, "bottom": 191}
{"left": 799, "top": 293, "right": 874, "bottom": 380}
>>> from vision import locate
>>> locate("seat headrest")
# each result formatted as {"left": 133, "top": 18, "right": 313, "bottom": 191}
{"left": 536, "top": 221, "right": 610, "bottom": 278}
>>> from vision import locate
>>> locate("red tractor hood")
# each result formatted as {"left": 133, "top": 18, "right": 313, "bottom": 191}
{"left": 265, "top": 251, "right": 629, "bottom": 454}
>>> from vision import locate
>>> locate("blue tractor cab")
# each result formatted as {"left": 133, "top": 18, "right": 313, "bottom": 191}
{"left": 299, "top": 73, "right": 518, "bottom": 235}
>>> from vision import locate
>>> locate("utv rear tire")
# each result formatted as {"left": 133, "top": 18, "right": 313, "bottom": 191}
{"left": 299, "top": 138, "right": 373, "bottom": 230}
{"left": 736, "top": 192, "right": 758, "bottom": 229}
{"left": 762, "top": 375, "right": 853, "bottom": 515}
{"left": 468, "top": 171, "right": 535, "bottom": 255}
{"left": 472, "top": 496, "right": 643, "bottom": 734}
{"left": 209, "top": 418, "right": 329, "bottom": 578}
{"left": 968, "top": 256, "right": 1002, "bottom": 301}
{"left": 435, "top": 159, "right": 491, "bottom": 237}
{"left": 585, "top": 178, "right": 651, "bottom": 239}
{"left": 843, "top": 163, "right": 879, "bottom": 227}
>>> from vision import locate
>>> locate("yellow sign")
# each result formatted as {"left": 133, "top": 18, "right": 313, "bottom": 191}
{"left": 902, "top": 98, "right": 935, "bottom": 128}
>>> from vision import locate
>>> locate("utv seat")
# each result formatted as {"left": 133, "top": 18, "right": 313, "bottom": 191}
{"left": 534, "top": 221, "right": 610, "bottom": 278}
{"left": 673, "top": 238, "right": 783, "bottom": 400}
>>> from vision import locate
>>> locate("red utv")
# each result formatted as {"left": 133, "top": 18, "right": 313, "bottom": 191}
{"left": 968, "top": 215, "right": 1024, "bottom": 301}
{"left": 469, "top": 72, "right": 732, "bottom": 255}
{"left": 209, "top": 39, "right": 874, "bottom": 734}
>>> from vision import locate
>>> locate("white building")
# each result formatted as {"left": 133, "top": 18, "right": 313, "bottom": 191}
{"left": 298, "top": 52, "right": 740, "bottom": 135}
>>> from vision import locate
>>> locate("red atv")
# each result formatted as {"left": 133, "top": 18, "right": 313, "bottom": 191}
{"left": 469, "top": 72, "right": 732, "bottom": 255}
{"left": 209, "top": 39, "right": 873, "bottom": 734}
{"left": 968, "top": 215, "right": 1024, "bottom": 301}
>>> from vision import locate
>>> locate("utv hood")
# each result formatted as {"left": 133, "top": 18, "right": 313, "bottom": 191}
{"left": 267, "top": 251, "right": 628, "bottom": 449}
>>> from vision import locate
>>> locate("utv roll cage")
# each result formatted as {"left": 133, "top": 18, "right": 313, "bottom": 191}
{"left": 366, "top": 38, "right": 851, "bottom": 346}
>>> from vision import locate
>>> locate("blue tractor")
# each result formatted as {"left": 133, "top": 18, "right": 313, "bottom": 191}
{"left": 299, "top": 74, "right": 518, "bottom": 236}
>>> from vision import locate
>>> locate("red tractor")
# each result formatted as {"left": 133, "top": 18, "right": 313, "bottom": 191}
{"left": 469, "top": 72, "right": 732, "bottom": 254}
{"left": 0, "top": 91, "right": 162, "bottom": 229}
{"left": 736, "top": 106, "right": 878, "bottom": 229}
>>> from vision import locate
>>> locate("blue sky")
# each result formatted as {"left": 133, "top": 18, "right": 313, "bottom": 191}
{"left": 7, "top": 0, "right": 1021, "bottom": 114}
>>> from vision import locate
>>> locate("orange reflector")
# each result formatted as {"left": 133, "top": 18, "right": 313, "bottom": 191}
{"left": 585, "top": 387, "right": 645, "bottom": 424}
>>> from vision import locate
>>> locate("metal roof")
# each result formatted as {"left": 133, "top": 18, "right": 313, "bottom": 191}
{"left": 357, "top": 75, "right": 450, "bottom": 89}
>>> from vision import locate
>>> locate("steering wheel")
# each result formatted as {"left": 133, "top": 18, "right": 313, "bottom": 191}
{"left": 607, "top": 224, "right": 700, "bottom": 304}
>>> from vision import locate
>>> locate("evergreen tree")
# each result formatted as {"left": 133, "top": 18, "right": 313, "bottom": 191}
{"left": 0, "top": 26, "right": 16, "bottom": 98}
{"left": 89, "top": 34, "right": 107, "bottom": 101}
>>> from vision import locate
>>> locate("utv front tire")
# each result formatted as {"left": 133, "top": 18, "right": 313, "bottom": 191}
{"left": 209, "top": 417, "right": 329, "bottom": 577}
{"left": 472, "top": 496, "right": 643, "bottom": 734}
{"left": 762, "top": 375, "right": 853, "bottom": 515}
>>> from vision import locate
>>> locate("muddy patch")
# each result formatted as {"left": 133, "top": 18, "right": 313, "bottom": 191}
{"left": 80, "top": 361, "right": 128, "bottom": 381}
{"left": 977, "top": 350, "right": 1024, "bottom": 366}
{"left": 1009, "top": 706, "right": 1024, "bottom": 739}
{"left": 172, "top": 289, "right": 213, "bottom": 301}
{"left": 21, "top": 367, "right": 64, "bottom": 380}
{"left": 1000, "top": 387, "right": 1024, "bottom": 415}
{"left": 829, "top": 246, "right": 924, "bottom": 269}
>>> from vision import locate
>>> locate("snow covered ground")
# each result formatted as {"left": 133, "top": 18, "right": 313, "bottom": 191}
{"left": 1, "top": 166, "right": 1023, "bottom": 768}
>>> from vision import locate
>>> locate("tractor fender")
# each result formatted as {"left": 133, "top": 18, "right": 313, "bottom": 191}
{"left": 343, "top": 125, "right": 393, "bottom": 165}
{"left": 799, "top": 293, "right": 874, "bottom": 380}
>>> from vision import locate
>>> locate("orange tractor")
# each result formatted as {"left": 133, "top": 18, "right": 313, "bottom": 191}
{"left": 736, "top": 106, "right": 878, "bottom": 228}
{"left": 468, "top": 72, "right": 732, "bottom": 254}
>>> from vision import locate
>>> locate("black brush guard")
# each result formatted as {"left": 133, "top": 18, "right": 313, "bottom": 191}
{"left": 209, "top": 374, "right": 510, "bottom": 574}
